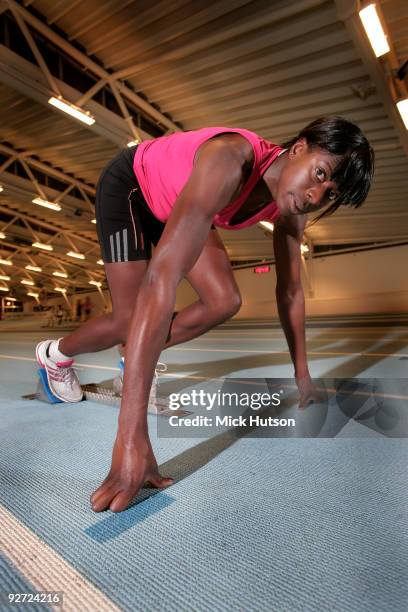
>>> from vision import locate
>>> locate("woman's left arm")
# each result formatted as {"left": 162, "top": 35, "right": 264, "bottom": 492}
{"left": 272, "top": 215, "right": 323, "bottom": 408}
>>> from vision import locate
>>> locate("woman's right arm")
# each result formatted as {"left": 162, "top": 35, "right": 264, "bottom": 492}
{"left": 118, "top": 137, "right": 247, "bottom": 439}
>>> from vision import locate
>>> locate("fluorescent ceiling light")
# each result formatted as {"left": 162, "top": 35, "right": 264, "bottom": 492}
{"left": 21, "top": 279, "right": 35, "bottom": 286}
{"left": 0, "top": 258, "right": 12, "bottom": 265}
{"left": 396, "top": 99, "right": 408, "bottom": 130}
{"left": 127, "top": 140, "right": 139, "bottom": 147}
{"left": 0, "top": 231, "right": 5, "bottom": 239}
{"left": 67, "top": 251, "right": 85, "bottom": 260}
{"left": 300, "top": 244, "right": 309, "bottom": 254}
{"left": 0, "top": 274, "right": 10, "bottom": 281}
{"left": 0, "top": 286, "right": 9, "bottom": 291}
{"left": 0, "top": 185, "right": 3, "bottom": 192}
{"left": 48, "top": 96, "right": 95, "bottom": 125}
{"left": 32, "top": 242, "right": 53, "bottom": 251}
{"left": 54, "top": 287, "right": 67, "bottom": 293}
{"left": 6, "top": 296, "right": 17, "bottom": 301}
{"left": 25, "top": 265, "right": 42, "bottom": 272}
{"left": 359, "top": 4, "right": 390, "bottom": 57}
{"left": 89, "top": 280, "right": 102, "bottom": 287}
{"left": 27, "top": 292, "right": 39, "bottom": 298}
{"left": 91, "top": 218, "right": 97, "bottom": 224}
{"left": 97, "top": 259, "right": 104, "bottom": 265}
{"left": 53, "top": 271, "right": 68, "bottom": 278}
{"left": 32, "top": 197, "right": 62, "bottom": 212}
{"left": 259, "top": 221, "right": 274, "bottom": 232}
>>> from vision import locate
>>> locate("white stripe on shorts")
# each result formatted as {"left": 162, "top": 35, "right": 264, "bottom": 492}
{"left": 123, "top": 228, "right": 128, "bottom": 261}
{"left": 109, "top": 234, "right": 115, "bottom": 262}
{"left": 116, "top": 231, "right": 121, "bottom": 262}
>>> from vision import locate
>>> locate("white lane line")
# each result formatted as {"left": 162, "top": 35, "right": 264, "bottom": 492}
{"left": 0, "top": 354, "right": 39, "bottom": 363}
{"left": 0, "top": 505, "right": 120, "bottom": 612}
{"left": 214, "top": 332, "right": 407, "bottom": 338}
{"left": 1, "top": 334, "right": 407, "bottom": 345}
{"left": 0, "top": 355, "right": 119, "bottom": 371}
{"left": 213, "top": 327, "right": 408, "bottom": 333}
{"left": 196, "top": 337, "right": 408, "bottom": 343}
{"left": 167, "top": 348, "right": 408, "bottom": 358}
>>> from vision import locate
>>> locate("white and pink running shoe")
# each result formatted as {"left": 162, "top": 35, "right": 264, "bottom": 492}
{"left": 36, "top": 340, "right": 83, "bottom": 403}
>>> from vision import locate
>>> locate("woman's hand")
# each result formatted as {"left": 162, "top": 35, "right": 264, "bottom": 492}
{"left": 90, "top": 433, "right": 173, "bottom": 513}
{"left": 295, "top": 373, "right": 327, "bottom": 409}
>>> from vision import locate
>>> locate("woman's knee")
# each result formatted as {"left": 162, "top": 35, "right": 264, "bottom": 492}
{"left": 210, "top": 291, "right": 242, "bottom": 321}
{"left": 227, "top": 292, "right": 242, "bottom": 317}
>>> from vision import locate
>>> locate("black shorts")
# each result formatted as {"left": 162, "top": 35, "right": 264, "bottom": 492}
{"left": 95, "top": 146, "right": 166, "bottom": 262}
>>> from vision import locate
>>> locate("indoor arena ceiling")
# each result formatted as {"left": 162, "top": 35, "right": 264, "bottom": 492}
{"left": 0, "top": 0, "right": 407, "bottom": 300}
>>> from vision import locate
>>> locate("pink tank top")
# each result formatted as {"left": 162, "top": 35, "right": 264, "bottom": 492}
{"left": 133, "top": 127, "right": 282, "bottom": 230}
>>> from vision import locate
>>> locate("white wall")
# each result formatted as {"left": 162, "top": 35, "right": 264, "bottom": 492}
{"left": 175, "top": 244, "right": 408, "bottom": 318}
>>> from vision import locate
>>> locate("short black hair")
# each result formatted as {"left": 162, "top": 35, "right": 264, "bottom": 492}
{"left": 282, "top": 116, "right": 375, "bottom": 224}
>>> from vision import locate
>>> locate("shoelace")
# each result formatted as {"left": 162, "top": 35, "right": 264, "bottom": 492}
{"left": 50, "top": 364, "right": 81, "bottom": 388}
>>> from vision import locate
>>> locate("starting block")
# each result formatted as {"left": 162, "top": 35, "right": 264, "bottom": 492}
{"left": 21, "top": 368, "right": 64, "bottom": 404}
{"left": 82, "top": 361, "right": 170, "bottom": 414}
{"left": 23, "top": 360, "right": 173, "bottom": 415}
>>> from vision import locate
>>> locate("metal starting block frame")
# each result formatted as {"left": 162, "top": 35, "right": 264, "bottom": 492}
{"left": 82, "top": 374, "right": 170, "bottom": 414}
{"left": 23, "top": 368, "right": 171, "bottom": 415}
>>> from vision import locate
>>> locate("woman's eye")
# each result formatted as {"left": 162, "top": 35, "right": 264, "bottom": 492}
{"left": 328, "top": 191, "right": 337, "bottom": 202}
{"left": 316, "top": 167, "right": 325, "bottom": 181}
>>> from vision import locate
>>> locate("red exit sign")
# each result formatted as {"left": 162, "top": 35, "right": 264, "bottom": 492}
{"left": 253, "top": 265, "right": 270, "bottom": 274}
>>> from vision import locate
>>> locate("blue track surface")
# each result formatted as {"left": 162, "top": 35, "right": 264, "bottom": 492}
{"left": 0, "top": 317, "right": 407, "bottom": 611}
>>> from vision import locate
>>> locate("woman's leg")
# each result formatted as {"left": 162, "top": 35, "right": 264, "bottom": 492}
{"left": 164, "top": 229, "right": 241, "bottom": 348}
{"left": 90, "top": 230, "right": 241, "bottom": 512}
{"left": 59, "top": 260, "right": 148, "bottom": 356}
{"left": 60, "top": 229, "right": 238, "bottom": 357}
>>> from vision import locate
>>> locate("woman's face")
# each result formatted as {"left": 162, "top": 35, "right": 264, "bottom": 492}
{"left": 276, "top": 139, "right": 340, "bottom": 216}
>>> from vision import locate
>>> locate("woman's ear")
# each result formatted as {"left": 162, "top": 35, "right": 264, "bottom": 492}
{"left": 289, "top": 137, "right": 308, "bottom": 159}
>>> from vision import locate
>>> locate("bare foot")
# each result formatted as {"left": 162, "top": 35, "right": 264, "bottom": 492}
{"left": 90, "top": 434, "right": 173, "bottom": 512}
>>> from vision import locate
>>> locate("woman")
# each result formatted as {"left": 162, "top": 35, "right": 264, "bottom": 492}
{"left": 36, "top": 116, "right": 374, "bottom": 512}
